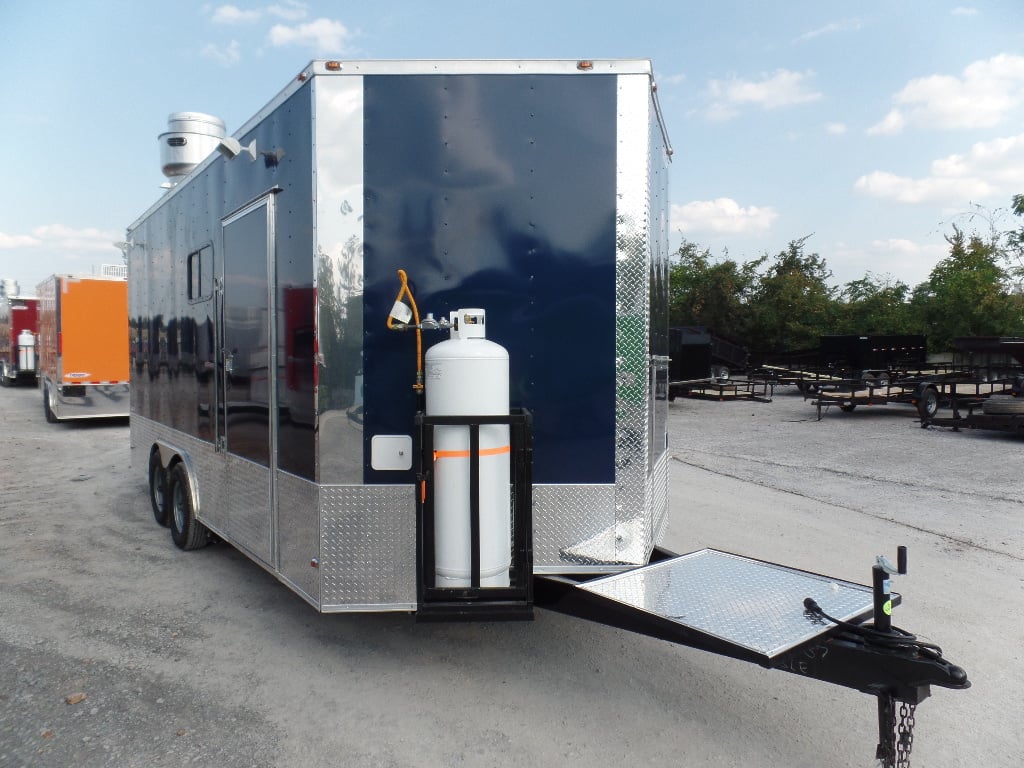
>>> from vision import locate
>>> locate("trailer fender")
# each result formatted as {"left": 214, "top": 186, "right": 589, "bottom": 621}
{"left": 152, "top": 441, "right": 201, "bottom": 520}
{"left": 41, "top": 377, "right": 58, "bottom": 423}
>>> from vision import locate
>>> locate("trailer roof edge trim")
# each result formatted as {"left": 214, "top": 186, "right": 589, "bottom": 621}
{"left": 305, "top": 58, "right": 655, "bottom": 76}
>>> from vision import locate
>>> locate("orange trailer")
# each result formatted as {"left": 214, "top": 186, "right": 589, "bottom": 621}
{"left": 36, "top": 268, "right": 129, "bottom": 421}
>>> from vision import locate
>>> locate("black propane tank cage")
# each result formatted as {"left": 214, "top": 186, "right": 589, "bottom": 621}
{"left": 414, "top": 409, "right": 534, "bottom": 622}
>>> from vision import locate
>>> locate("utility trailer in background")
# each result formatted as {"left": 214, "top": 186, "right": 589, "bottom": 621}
{"left": 810, "top": 338, "right": 1024, "bottom": 420}
{"left": 921, "top": 340, "right": 1024, "bottom": 433}
{"left": 36, "top": 269, "right": 129, "bottom": 421}
{"left": 667, "top": 326, "right": 769, "bottom": 402}
{"left": 0, "top": 295, "right": 39, "bottom": 386}
{"left": 127, "top": 59, "right": 967, "bottom": 766}
{"left": 810, "top": 373, "right": 1021, "bottom": 420}
{"left": 952, "top": 335, "right": 1024, "bottom": 380}
{"left": 922, "top": 387, "right": 1024, "bottom": 434}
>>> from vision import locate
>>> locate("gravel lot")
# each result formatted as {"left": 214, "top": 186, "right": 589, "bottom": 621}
{"left": 1, "top": 382, "right": 1021, "bottom": 767}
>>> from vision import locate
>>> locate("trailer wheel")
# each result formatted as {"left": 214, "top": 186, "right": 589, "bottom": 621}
{"left": 916, "top": 387, "right": 939, "bottom": 419}
{"left": 148, "top": 451, "right": 170, "bottom": 527}
{"left": 43, "top": 383, "right": 57, "bottom": 423}
{"left": 169, "top": 463, "right": 208, "bottom": 551}
{"left": 839, "top": 403, "right": 857, "bottom": 412}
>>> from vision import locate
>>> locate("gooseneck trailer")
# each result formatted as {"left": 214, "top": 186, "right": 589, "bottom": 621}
{"left": 127, "top": 60, "right": 967, "bottom": 766}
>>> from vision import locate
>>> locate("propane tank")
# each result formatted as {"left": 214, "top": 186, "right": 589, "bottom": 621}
{"left": 17, "top": 330, "right": 35, "bottom": 372}
{"left": 425, "top": 309, "right": 511, "bottom": 588}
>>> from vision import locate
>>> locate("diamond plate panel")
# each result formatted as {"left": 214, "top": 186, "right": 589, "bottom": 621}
{"left": 130, "top": 416, "right": 159, "bottom": 472}
{"left": 217, "top": 454, "right": 272, "bottom": 564}
{"left": 533, "top": 484, "right": 615, "bottom": 571}
{"left": 649, "top": 450, "right": 670, "bottom": 547}
{"left": 615, "top": 74, "right": 652, "bottom": 511}
{"left": 614, "top": 74, "right": 660, "bottom": 568}
{"left": 132, "top": 415, "right": 272, "bottom": 567}
{"left": 276, "top": 470, "right": 320, "bottom": 605}
{"left": 319, "top": 485, "right": 416, "bottom": 610}
{"left": 580, "top": 549, "right": 877, "bottom": 659}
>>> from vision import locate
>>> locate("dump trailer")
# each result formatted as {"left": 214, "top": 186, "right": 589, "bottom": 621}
{"left": 0, "top": 295, "right": 39, "bottom": 386}
{"left": 819, "top": 334, "right": 928, "bottom": 380}
{"left": 757, "top": 335, "right": 931, "bottom": 393}
{"left": 36, "top": 269, "right": 129, "bottom": 421}
{"left": 127, "top": 60, "right": 966, "bottom": 766}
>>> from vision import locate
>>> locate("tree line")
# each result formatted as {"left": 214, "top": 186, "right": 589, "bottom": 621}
{"left": 670, "top": 195, "right": 1024, "bottom": 358}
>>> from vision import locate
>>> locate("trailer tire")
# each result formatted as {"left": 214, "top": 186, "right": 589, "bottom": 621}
{"left": 169, "top": 463, "right": 208, "bottom": 551}
{"left": 149, "top": 451, "right": 170, "bottom": 527}
{"left": 916, "top": 387, "right": 939, "bottom": 419}
{"left": 43, "top": 383, "right": 57, "bottom": 423}
{"left": 839, "top": 403, "right": 856, "bottom": 412}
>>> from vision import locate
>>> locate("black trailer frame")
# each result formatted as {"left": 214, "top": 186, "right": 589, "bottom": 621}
{"left": 668, "top": 376, "right": 773, "bottom": 402}
{"left": 535, "top": 546, "right": 968, "bottom": 767}
{"left": 810, "top": 373, "right": 1022, "bottom": 421}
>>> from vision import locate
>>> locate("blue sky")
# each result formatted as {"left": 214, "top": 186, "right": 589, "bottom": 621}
{"left": 2, "top": 1, "right": 1022, "bottom": 296}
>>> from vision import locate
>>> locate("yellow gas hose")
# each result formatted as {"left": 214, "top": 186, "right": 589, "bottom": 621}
{"left": 387, "top": 269, "right": 424, "bottom": 392}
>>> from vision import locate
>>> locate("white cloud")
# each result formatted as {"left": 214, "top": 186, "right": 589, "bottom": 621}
{"left": 796, "top": 18, "right": 863, "bottom": 42}
{"left": 0, "top": 232, "right": 42, "bottom": 248}
{"left": 209, "top": 3, "right": 309, "bottom": 25}
{"left": 211, "top": 4, "right": 261, "bottom": 24}
{"left": 268, "top": 18, "right": 350, "bottom": 52}
{"left": 826, "top": 122, "right": 847, "bottom": 135}
{"left": 854, "top": 132, "right": 1024, "bottom": 204}
{"left": 672, "top": 198, "right": 778, "bottom": 235}
{"left": 951, "top": 6, "right": 978, "bottom": 16}
{"left": 0, "top": 225, "right": 121, "bottom": 253}
{"left": 659, "top": 72, "right": 687, "bottom": 86}
{"left": 868, "top": 54, "right": 1024, "bottom": 135}
{"left": 704, "top": 70, "right": 821, "bottom": 120}
{"left": 268, "top": 2, "right": 308, "bottom": 21}
{"left": 829, "top": 240, "right": 948, "bottom": 287}
{"left": 201, "top": 40, "right": 242, "bottom": 66}
{"left": 870, "top": 238, "right": 930, "bottom": 255}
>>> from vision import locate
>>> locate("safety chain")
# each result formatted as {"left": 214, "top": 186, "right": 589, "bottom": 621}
{"left": 895, "top": 701, "right": 916, "bottom": 768}
{"left": 877, "top": 697, "right": 918, "bottom": 768}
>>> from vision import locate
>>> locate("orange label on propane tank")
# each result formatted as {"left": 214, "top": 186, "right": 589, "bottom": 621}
{"left": 433, "top": 445, "right": 511, "bottom": 461}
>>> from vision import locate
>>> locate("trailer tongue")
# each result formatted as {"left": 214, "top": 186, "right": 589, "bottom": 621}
{"left": 537, "top": 548, "right": 968, "bottom": 768}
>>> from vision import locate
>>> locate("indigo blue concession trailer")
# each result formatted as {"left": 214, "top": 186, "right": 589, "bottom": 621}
{"left": 127, "top": 60, "right": 966, "bottom": 766}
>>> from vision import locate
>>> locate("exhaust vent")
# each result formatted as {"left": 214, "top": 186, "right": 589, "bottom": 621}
{"left": 159, "top": 112, "right": 226, "bottom": 179}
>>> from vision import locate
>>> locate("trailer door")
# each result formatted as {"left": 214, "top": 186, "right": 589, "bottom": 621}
{"left": 217, "top": 193, "right": 279, "bottom": 565}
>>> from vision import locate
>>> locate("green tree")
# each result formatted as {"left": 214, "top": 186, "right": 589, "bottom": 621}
{"left": 1004, "top": 193, "right": 1024, "bottom": 286}
{"left": 668, "top": 239, "right": 757, "bottom": 340}
{"left": 909, "top": 225, "right": 1022, "bottom": 351}
{"left": 836, "top": 274, "right": 912, "bottom": 335}
{"left": 745, "top": 237, "right": 838, "bottom": 354}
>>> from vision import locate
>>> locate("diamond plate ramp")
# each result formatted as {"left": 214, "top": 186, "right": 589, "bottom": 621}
{"left": 577, "top": 549, "right": 878, "bottom": 661}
